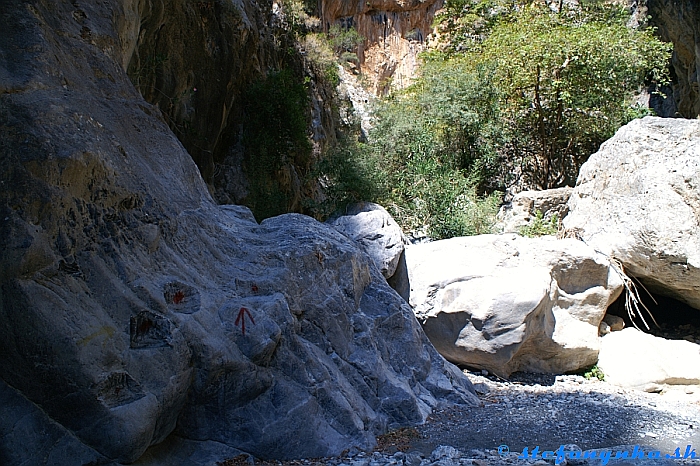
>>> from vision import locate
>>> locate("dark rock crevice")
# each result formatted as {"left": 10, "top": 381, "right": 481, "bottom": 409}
{"left": 605, "top": 283, "right": 700, "bottom": 340}
{"left": 647, "top": 0, "right": 700, "bottom": 117}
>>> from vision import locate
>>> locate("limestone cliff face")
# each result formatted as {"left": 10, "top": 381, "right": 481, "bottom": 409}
{"left": 0, "top": 1, "right": 477, "bottom": 463}
{"left": 647, "top": 0, "right": 700, "bottom": 117}
{"left": 321, "top": 0, "right": 442, "bottom": 94}
{"left": 124, "top": 0, "right": 278, "bottom": 181}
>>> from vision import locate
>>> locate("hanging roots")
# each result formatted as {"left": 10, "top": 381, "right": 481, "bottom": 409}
{"left": 559, "top": 229, "right": 659, "bottom": 332}
{"left": 607, "top": 257, "right": 660, "bottom": 331}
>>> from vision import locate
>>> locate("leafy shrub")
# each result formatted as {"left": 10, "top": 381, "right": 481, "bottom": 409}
{"left": 308, "top": 136, "right": 387, "bottom": 219}
{"left": 302, "top": 34, "right": 340, "bottom": 85}
{"left": 327, "top": 25, "right": 364, "bottom": 55}
{"left": 278, "top": 0, "right": 319, "bottom": 34}
{"left": 519, "top": 211, "right": 559, "bottom": 238}
{"left": 582, "top": 364, "right": 605, "bottom": 381}
{"left": 363, "top": 61, "right": 504, "bottom": 239}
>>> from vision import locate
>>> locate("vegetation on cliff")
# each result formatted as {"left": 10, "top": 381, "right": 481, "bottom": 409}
{"left": 318, "top": 0, "right": 671, "bottom": 239}
{"left": 242, "top": 69, "right": 312, "bottom": 220}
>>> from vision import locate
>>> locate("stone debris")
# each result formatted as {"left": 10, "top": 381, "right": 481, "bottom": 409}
{"left": 496, "top": 188, "right": 572, "bottom": 234}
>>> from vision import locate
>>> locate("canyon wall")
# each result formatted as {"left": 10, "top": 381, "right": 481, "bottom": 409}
{"left": 123, "top": 0, "right": 343, "bottom": 218}
{"left": 320, "top": 0, "right": 442, "bottom": 94}
{"left": 0, "top": 1, "right": 477, "bottom": 463}
{"left": 647, "top": 0, "right": 700, "bottom": 117}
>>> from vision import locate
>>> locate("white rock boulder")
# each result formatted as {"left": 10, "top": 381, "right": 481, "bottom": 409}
{"left": 564, "top": 116, "right": 700, "bottom": 310}
{"left": 328, "top": 202, "right": 408, "bottom": 279}
{"left": 406, "top": 234, "right": 624, "bottom": 377}
{"left": 598, "top": 327, "right": 700, "bottom": 388}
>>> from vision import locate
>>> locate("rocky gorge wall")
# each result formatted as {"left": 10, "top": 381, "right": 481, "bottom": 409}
{"left": 0, "top": 1, "right": 478, "bottom": 464}
{"left": 122, "top": 0, "right": 343, "bottom": 218}
{"left": 320, "top": 0, "right": 442, "bottom": 94}
{"left": 646, "top": 0, "right": 700, "bottom": 118}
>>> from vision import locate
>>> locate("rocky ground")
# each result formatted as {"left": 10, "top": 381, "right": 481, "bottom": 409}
{"left": 222, "top": 371, "right": 700, "bottom": 466}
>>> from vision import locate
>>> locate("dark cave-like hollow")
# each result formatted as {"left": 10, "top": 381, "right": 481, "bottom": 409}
{"left": 604, "top": 281, "right": 700, "bottom": 344}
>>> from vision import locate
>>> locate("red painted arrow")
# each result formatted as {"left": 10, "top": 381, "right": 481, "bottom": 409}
{"left": 235, "top": 307, "right": 255, "bottom": 335}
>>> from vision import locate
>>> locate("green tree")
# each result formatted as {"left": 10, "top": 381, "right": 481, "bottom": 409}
{"left": 366, "top": 62, "right": 504, "bottom": 238}
{"left": 474, "top": 3, "right": 670, "bottom": 187}
{"left": 242, "top": 69, "right": 311, "bottom": 220}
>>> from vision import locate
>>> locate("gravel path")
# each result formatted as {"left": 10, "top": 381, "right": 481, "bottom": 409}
{"left": 409, "top": 371, "right": 700, "bottom": 464}
{"left": 224, "top": 372, "right": 700, "bottom": 466}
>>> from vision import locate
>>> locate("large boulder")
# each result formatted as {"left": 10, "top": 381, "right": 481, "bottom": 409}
{"left": 406, "top": 234, "right": 624, "bottom": 378}
{"left": 0, "top": 2, "right": 477, "bottom": 464}
{"left": 564, "top": 117, "right": 700, "bottom": 311}
{"left": 598, "top": 328, "right": 700, "bottom": 389}
{"left": 327, "top": 202, "right": 408, "bottom": 279}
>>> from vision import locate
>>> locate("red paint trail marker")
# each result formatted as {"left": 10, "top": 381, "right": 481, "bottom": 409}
{"left": 235, "top": 307, "right": 255, "bottom": 335}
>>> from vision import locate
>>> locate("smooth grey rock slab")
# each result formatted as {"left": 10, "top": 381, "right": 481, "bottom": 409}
{"left": 328, "top": 202, "right": 409, "bottom": 279}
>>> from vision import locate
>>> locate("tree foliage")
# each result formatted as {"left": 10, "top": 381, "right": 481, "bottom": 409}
{"left": 470, "top": 2, "right": 671, "bottom": 187}
{"left": 367, "top": 62, "right": 504, "bottom": 238}
{"left": 242, "top": 69, "right": 311, "bottom": 220}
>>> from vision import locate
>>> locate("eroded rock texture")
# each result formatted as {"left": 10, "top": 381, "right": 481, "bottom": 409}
{"left": 327, "top": 202, "right": 408, "bottom": 280}
{"left": 320, "top": 0, "right": 442, "bottom": 94}
{"left": 0, "top": 1, "right": 477, "bottom": 464}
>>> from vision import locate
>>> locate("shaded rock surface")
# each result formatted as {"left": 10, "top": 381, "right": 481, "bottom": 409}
{"left": 648, "top": 0, "right": 700, "bottom": 118}
{"left": 563, "top": 117, "right": 700, "bottom": 311}
{"left": 598, "top": 328, "right": 700, "bottom": 389}
{"left": 0, "top": 379, "right": 112, "bottom": 466}
{"left": 122, "top": 0, "right": 342, "bottom": 217}
{"left": 0, "top": 1, "right": 477, "bottom": 464}
{"left": 124, "top": 0, "right": 278, "bottom": 179}
{"left": 404, "top": 234, "right": 623, "bottom": 378}
{"left": 328, "top": 202, "right": 408, "bottom": 279}
{"left": 496, "top": 187, "right": 572, "bottom": 234}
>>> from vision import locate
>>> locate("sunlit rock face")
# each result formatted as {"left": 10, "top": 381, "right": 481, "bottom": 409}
{"left": 320, "top": 0, "right": 442, "bottom": 94}
{"left": 564, "top": 117, "right": 700, "bottom": 311}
